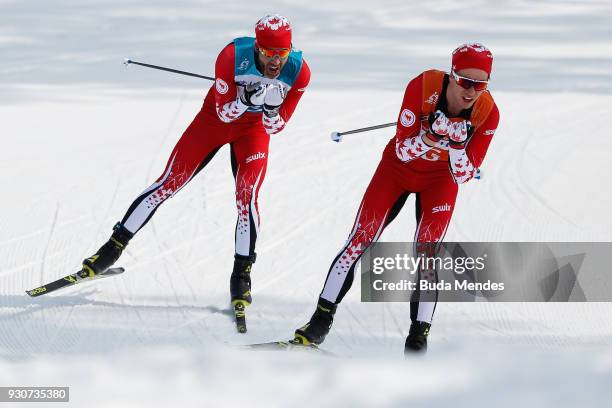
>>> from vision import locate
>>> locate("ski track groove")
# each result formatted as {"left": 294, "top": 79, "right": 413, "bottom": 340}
{"left": 386, "top": 302, "right": 407, "bottom": 340}
{"left": 109, "top": 271, "right": 152, "bottom": 349}
{"left": 85, "top": 179, "right": 121, "bottom": 258}
{"left": 151, "top": 221, "right": 185, "bottom": 312}
{"left": 37, "top": 202, "right": 59, "bottom": 341}
{"left": 44, "top": 298, "right": 80, "bottom": 355}
{"left": 145, "top": 90, "right": 188, "bottom": 184}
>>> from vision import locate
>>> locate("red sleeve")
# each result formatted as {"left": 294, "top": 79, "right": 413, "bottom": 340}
{"left": 279, "top": 59, "right": 311, "bottom": 123}
{"left": 394, "top": 73, "right": 442, "bottom": 163}
{"left": 214, "top": 43, "right": 251, "bottom": 123}
{"left": 395, "top": 74, "right": 424, "bottom": 141}
{"left": 214, "top": 43, "right": 237, "bottom": 106}
{"left": 465, "top": 103, "right": 500, "bottom": 168}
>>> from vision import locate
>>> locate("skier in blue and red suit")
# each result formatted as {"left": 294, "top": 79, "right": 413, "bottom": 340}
{"left": 80, "top": 14, "right": 310, "bottom": 323}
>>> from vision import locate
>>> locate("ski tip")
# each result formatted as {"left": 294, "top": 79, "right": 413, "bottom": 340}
{"left": 25, "top": 287, "right": 47, "bottom": 297}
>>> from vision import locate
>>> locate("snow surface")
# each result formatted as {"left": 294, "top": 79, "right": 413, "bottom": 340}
{"left": 1, "top": 0, "right": 612, "bottom": 407}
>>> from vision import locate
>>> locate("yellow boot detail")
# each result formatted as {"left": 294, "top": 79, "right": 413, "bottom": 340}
{"left": 232, "top": 299, "right": 251, "bottom": 308}
{"left": 293, "top": 333, "right": 312, "bottom": 346}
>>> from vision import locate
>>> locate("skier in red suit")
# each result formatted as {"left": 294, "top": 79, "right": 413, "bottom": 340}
{"left": 80, "top": 14, "right": 310, "bottom": 324}
{"left": 295, "top": 43, "right": 500, "bottom": 354}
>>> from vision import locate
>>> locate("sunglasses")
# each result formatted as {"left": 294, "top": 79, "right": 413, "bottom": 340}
{"left": 257, "top": 44, "right": 291, "bottom": 59}
{"left": 451, "top": 71, "right": 489, "bottom": 91}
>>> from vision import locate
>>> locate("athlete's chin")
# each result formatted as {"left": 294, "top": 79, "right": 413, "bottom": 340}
{"left": 460, "top": 96, "right": 477, "bottom": 109}
{"left": 265, "top": 66, "right": 281, "bottom": 78}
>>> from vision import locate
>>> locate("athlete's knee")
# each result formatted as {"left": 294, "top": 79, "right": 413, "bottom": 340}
{"left": 415, "top": 218, "right": 450, "bottom": 245}
{"left": 235, "top": 172, "right": 264, "bottom": 209}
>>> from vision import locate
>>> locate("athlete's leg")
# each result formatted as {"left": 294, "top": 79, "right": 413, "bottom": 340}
{"left": 320, "top": 179, "right": 407, "bottom": 304}
{"left": 121, "top": 116, "right": 227, "bottom": 234}
{"left": 227, "top": 130, "right": 270, "bottom": 306}
{"left": 83, "top": 110, "right": 228, "bottom": 274}
{"left": 229, "top": 130, "right": 270, "bottom": 259}
{"left": 404, "top": 178, "right": 458, "bottom": 354}
{"left": 410, "top": 179, "right": 458, "bottom": 324}
{"left": 295, "top": 159, "right": 407, "bottom": 345}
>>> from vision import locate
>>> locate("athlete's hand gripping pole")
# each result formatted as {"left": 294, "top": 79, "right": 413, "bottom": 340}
{"left": 123, "top": 58, "right": 215, "bottom": 81}
{"left": 330, "top": 118, "right": 483, "bottom": 179}
{"left": 330, "top": 122, "right": 396, "bottom": 143}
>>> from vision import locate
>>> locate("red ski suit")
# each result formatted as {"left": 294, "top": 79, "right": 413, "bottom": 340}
{"left": 120, "top": 41, "right": 310, "bottom": 259}
{"left": 320, "top": 70, "right": 499, "bottom": 323}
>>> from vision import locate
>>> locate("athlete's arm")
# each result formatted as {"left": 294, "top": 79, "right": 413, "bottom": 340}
{"left": 263, "top": 59, "right": 311, "bottom": 135}
{"left": 280, "top": 59, "right": 310, "bottom": 123}
{"left": 394, "top": 74, "right": 437, "bottom": 162}
{"left": 448, "top": 104, "right": 500, "bottom": 184}
{"left": 214, "top": 43, "right": 249, "bottom": 123}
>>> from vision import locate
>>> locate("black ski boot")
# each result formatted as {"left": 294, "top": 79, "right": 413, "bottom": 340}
{"left": 230, "top": 254, "right": 255, "bottom": 306}
{"left": 230, "top": 254, "right": 255, "bottom": 333}
{"left": 404, "top": 321, "right": 431, "bottom": 355}
{"left": 82, "top": 222, "right": 133, "bottom": 276}
{"left": 294, "top": 298, "right": 337, "bottom": 346}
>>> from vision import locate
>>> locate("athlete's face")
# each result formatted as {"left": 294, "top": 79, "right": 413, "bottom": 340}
{"left": 447, "top": 68, "right": 489, "bottom": 111}
{"left": 256, "top": 47, "right": 289, "bottom": 79}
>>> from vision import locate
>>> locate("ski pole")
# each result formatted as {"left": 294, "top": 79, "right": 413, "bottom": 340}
{"left": 330, "top": 121, "right": 482, "bottom": 179}
{"left": 123, "top": 58, "right": 215, "bottom": 81}
{"left": 330, "top": 122, "right": 396, "bottom": 143}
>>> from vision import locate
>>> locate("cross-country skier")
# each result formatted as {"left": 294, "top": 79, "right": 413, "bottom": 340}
{"left": 294, "top": 43, "right": 499, "bottom": 354}
{"left": 81, "top": 14, "right": 310, "bottom": 327}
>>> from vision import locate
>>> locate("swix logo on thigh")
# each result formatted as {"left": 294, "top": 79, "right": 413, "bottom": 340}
{"left": 246, "top": 152, "right": 266, "bottom": 164}
{"left": 432, "top": 203, "right": 452, "bottom": 214}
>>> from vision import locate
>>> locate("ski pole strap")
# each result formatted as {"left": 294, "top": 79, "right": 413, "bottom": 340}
{"left": 123, "top": 58, "right": 215, "bottom": 81}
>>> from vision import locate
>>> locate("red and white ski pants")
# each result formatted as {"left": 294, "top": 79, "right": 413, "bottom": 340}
{"left": 120, "top": 105, "right": 269, "bottom": 259}
{"left": 320, "top": 150, "right": 459, "bottom": 324}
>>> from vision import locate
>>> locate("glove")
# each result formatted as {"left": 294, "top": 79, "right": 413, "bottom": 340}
{"left": 428, "top": 110, "right": 451, "bottom": 141}
{"left": 263, "top": 84, "right": 286, "bottom": 117}
{"left": 240, "top": 82, "right": 267, "bottom": 107}
{"left": 448, "top": 120, "right": 472, "bottom": 149}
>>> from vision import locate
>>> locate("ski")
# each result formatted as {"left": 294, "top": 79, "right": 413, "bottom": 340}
{"left": 239, "top": 339, "right": 336, "bottom": 356}
{"left": 232, "top": 300, "right": 248, "bottom": 333}
{"left": 25, "top": 267, "right": 125, "bottom": 297}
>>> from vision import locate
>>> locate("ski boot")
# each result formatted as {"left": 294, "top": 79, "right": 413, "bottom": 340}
{"left": 294, "top": 297, "right": 337, "bottom": 346}
{"left": 230, "top": 254, "right": 255, "bottom": 333}
{"left": 82, "top": 222, "right": 133, "bottom": 277}
{"left": 404, "top": 321, "right": 431, "bottom": 355}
